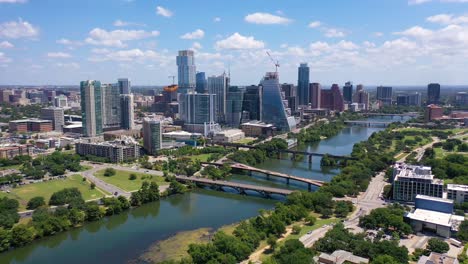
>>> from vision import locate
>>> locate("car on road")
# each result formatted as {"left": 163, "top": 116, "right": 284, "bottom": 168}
{"left": 114, "top": 192, "right": 118, "bottom": 196}
{"left": 307, "top": 231, "right": 313, "bottom": 235}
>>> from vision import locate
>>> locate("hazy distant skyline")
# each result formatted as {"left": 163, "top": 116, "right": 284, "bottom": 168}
{"left": 1, "top": 0, "right": 468, "bottom": 86}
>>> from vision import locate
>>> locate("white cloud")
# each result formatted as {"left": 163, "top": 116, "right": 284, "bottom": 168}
{"left": 324, "top": 28, "right": 346, "bottom": 38}
{"left": 56, "top": 38, "right": 82, "bottom": 46}
{"left": 215, "top": 33, "right": 265, "bottom": 50}
{"left": 85, "top": 28, "right": 160, "bottom": 47}
{"left": 0, "top": 0, "right": 27, "bottom": 3}
{"left": 374, "top": 32, "right": 384, "bottom": 37}
{"left": 156, "top": 6, "right": 173, "bottom": 17}
{"left": 335, "top": 40, "right": 359, "bottom": 50}
{"left": 0, "top": 52, "right": 12, "bottom": 63}
{"left": 0, "top": 41, "right": 14, "bottom": 49}
{"left": 213, "top": 17, "right": 221, "bottom": 22}
{"left": 89, "top": 49, "right": 169, "bottom": 64}
{"left": 192, "top": 42, "right": 202, "bottom": 50}
{"left": 180, "top": 29, "right": 205, "bottom": 40}
{"left": 47, "top": 52, "right": 72, "bottom": 58}
{"left": 408, "top": 0, "right": 432, "bottom": 5}
{"left": 244, "top": 12, "right": 292, "bottom": 25}
{"left": 55, "top": 62, "right": 80, "bottom": 69}
{"left": 427, "top": 13, "right": 468, "bottom": 24}
{"left": 0, "top": 19, "right": 39, "bottom": 39}
{"left": 308, "top": 21, "right": 322, "bottom": 28}
{"left": 113, "top": 19, "right": 146, "bottom": 27}
{"left": 91, "top": 48, "right": 110, "bottom": 54}
{"left": 396, "top": 26, "right": 433, "bottom": 37}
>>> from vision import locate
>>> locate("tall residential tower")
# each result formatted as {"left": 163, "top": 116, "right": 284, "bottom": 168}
{"left": 176, "top": 50, "right": 196, "bottom": 94}
{"left": 297, "top": 63, "right": 310, "bottom": 106}
{"left": 80, "top": 80, "right": 102, "bottom": 137}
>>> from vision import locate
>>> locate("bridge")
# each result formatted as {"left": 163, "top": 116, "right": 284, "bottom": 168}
{"left": 344, "top": 120, "right": 393, "bottom": 127}
{"left": 202, "top": 162, "right": 325, "bottom": 191}
{"left": 216, "top": 142, "right": 355, "bottom": 163}
{"left": 175, "top": 176, "right": 294, "bottom": 197}
{"left": 363, "top": 112, "right": 420, "bottom": 117}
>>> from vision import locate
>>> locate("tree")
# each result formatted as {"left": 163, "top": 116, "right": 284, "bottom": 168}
{"left": 372, "top": 255, "right": 399, "bottom": 264}
{"left": 103, "top": 168, "right": 116, "bottom": 177}
{"left": 292, "top": 225, "right": 301, "bottom": 235}
{"left": 457, "top": 220, "right": 468, "bottom": 241}
{"left": 10, "top": 224, "right": 35, "bottom": 247}
{"left": 305, "top": 216, "right": 317, "bottom": 226}
{"left": 426, "top": 238, "right": 449, "bottom": 253}
{"left": 49, "top": 188, "right": 83, "bottom": 206}
{"left": 27, "top": 196, "right": 46, "bottom": 210}
{"left": 0, "top": 228, "right": 11, "bottom": 252}
{"left": 273, "top": 239, "right": 314, "bottom": 264}
{"left": 129, "top": 174, "right": 137, "bottom": 180}
{"left": 267, "top": 235, "right": 277, "bottom": 251}
{"left": 90, "top": 183, "right": 96, "bottom": 190}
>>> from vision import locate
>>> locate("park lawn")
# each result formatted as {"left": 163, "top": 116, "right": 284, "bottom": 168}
{"left": 235, "top": 137, "right": 255, "bottom": 144}
{"left": 0, "top": 174, "right": 107, "bottom": 210}
{"left": 95, "top": 169, "right": 167, "bottom": 192}
{"left": 188, "top": 154, "right": 212, "bottom": 162}
{"left": 0, "top": 164, "right": 22, "bottom": 171}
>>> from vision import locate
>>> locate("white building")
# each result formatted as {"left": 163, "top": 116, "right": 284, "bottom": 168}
{"left": 213, "top": 129, "right": 245, "bottom": 143}
{"left": 392, "top": 163, "right": 444, "bottom": 201}
{"left": 447, "top": 184, "right": 468, "bottom": 204}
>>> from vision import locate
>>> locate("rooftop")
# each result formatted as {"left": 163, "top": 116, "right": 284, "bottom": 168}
{"left": 318, "top": 250, "right": 369, "bottom": 264}
{"left": 417, "top": 252, "right": 459, "bottom": 264}
{"left": 406, "top": 209, "right": 464, "bottom": 229}
{"left": 447, "top": 184, "right": 468, "bottom": 192}
{"left": 9, "top": 118, "right": 52, "bottom": 123}
{"left": 416, "top": 195, "right": 454, "bottom": 204}
{"left": 241, "top": 121, "right": 274, "bottom": 128}
{"left": 214, "top": 129, "right": 244, "bottom": 136}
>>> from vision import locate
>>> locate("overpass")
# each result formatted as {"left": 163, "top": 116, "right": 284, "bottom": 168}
{"left": 202, "top": 162, "right": 325, "bottom": 191}
{"left": 175, "top": 176, "right": 294, "bottom": 197}
{"left": 216, "top": 142, "right": 355, "bottom": 163}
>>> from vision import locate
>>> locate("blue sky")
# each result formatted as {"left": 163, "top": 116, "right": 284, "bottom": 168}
{"left": 0, "top": 0, "right": 468, "bottom": 86}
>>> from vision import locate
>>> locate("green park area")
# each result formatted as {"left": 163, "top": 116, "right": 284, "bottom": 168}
{"left": 95, "top": 169, "right": 167, "bottom": 192}
{"left": 0, "top": 174, "right": 107, "bottom": 210}
{"left": 188, "top": 154, "right": 212, "bottom": 162}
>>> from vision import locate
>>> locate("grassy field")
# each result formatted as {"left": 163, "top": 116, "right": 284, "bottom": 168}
{"left": 188, "top": 154, "right": 212, "bottom": 162}
{"left": 0, "top": 174, "right": 107, "bottom": 210}
{"left": 0, "top": 164, "right": 22, "bottom": 171}
{"left": 95, "top": 169, "right": 167, "bottom": 192}
{"left": 235, "top": 137, "right": 255, "bottom": 144}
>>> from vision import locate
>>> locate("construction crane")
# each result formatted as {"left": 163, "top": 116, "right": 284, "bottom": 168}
{"left": 266, "top": 51, "right": 280, "bottom": 72}
{"left": 168, "top": 75, "right": 176, "bottom": 85}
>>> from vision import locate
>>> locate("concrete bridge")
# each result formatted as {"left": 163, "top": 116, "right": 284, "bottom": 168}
{"left": 202, "top": 162, "right": 325, "bottom": 191}
{"left": 363, "top": 112, "right": 420, "bottom": 117}
{"left": 175, "top": 176, "right": 294, "bottom": 197}
{"left": 344, "top": 120, "right": 393, "bottom": 127}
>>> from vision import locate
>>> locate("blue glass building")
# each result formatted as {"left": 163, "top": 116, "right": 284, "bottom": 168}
{"left": 195, "top": 72, "right": 207, "bottom": 94}
{"left": 297, "top": 63, "right": 310, "bottom": 106}
{"left": 176, "top": 50, "right": 196, "bottom": 94}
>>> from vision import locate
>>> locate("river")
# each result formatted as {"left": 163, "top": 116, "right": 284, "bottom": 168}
{"left": 0, "top": 115, "right": 410, "bottom": 264}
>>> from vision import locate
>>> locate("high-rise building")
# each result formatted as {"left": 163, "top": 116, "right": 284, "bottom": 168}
{"left": 101, "top": 84, "right": 121, "bottom": 130}
{"left": 353, "top": 84, "right": 369, "bottom": 110}
{"left": 427, "top": 83, "right": 441, "bottom": 105}
{"left": 281, "top": 83, "right": 297, "bottom": 114}
{"left": 392, "top": 163, "right": 443, "bottom": 202}
{"left": 208, "top": 73, "right": 229, "bottom": 123}
{"left": 226, "top": 86, "right": 244, "bottom": 128}
{"left": 181, "top": 93, "right": 217, "bottom": 125}
{"left": 241, "top": 85, "right": 262, "bottom": 123}
{"left": 195, "top": 72, "right": 207, "bottom": 94}
{"left": 54, "top": 95, "right": 68, "bottom": 108}
{"left": 297, "top": 63, "right": 310, "bottom": 106}
{"left": 376, "top": 86, "right": 393, "bottom": 106}
{"left": 120, "top": 94, "right": 134, "bottom": 130}
{"left": 321, "top": 84, "right": 345, "bottom": 112}
{"left": 342, "top": 82, "right": 353, "bottom": 103}
{"left": 118, "top": 78, "right": 131, "bottom": 95}
{"left": 176, "top": 50, "right": 196, "bottom": 94}
{"left": 143, "top": 118, "right": 162, "bottom": 155}
{"left": 261, "top": 72, "right": 296, "bottom": 131}
{"left": 80, "top": 80, "right": 102, "bottom": 137}
{"left": 309, "top": 83, "right": 321, "bottom": 109}
{"left": 455, "top": 92, "right": 468, "bottom": 106}
{"left": 398, "top": 92, "right": 422, "bottom": 106}
{"left": 41, "top": 107, "right": 65, "bottom": 132}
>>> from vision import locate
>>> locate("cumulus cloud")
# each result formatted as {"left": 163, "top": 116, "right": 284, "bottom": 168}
{"left": 113, "top": 19, "right": 146, "bottom": 27}
{"left": 156, "top": 6, "right": 173, "bottom": 17}
{"left": 85, "top": 28, "right": 160, "bottom": 47}
{"left": 244, "top": 12, "right": 292, "bottom": 25}
{"left": 192, "top": 42, "right": 202, "bottom": 50}
{"left": 0, "top": 41, "right": 14, "bottom": 49}
{"left": 215, "top": 33, "right": 265, "bottom": 50}
{"left": 88, "top": 48, "right": 170, "bottom": 65}
{"left": 410, "top": 0, "right": 468, "bottom": 4}
{"left": 180, "top": 29, "right": 205, "bottom": 40}
{"left": 308, "top": 21, "right": 322, "bottom": 28}
{"left": 396, "top": 26, "right": 433, "bottom": 37}
{"left": 0, "top": 0, "right": 27, "bottom": 3}
{"left": 427, "top": 13, "right": 468, "bottom": 24}
{"left": 0, "top": 19, "right": 39, "bottom": 39}
{"left": 213, "top": 17, "right": 221, "bottom": 22}
{"left": 55, "top": 62, "right": 80, "bottom": 69}
{"left": 47, "top": 52, "right": 72, "bottom": 58}
{"left": 0, "top": 52, "right": 12, "bottom": 63}
{"left": 324, "top": 28, "right": 346, "bottom": 38}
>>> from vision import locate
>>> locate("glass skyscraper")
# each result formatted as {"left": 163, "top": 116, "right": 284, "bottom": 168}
{"left": 241, "top": 85, "right": 262, "bottom": 123}
{"left": 297, "top": 63, "right": 310, "bottom": 106}
{"left": 176, "top": 50, "right": 196, "bottom": 94}
{"left": 427, "top": 83, "right": 441, "bottom": 104}
{"left": 120, "top": 94, "right": 134, "bottom": 130}
{"left": 143, "top": 118, "right": 162, "bottom": 155}
{"left": 102, "top": 84, "right": 121, "bottom": 129}
{"left": 261, "top": 72, "right": 296, "bottom": 132}
{"left": 208, "top": 73, "right": 229, "bottom": 123}
{"left": 80, "top": 80, "right": 102, "bottom": 137}
{"left": 118, "top": 78, "right": 131, "bottom": 94}
{"left": 181, "top": 93, "right": 217, "bottom": 124}
{"left": 226, "top": 86, "right": 244, "bottom": 128}
{"left": 195, "top": 72, "right": 207, "bottom": 94}
{"left": 377, "top": 86, "right": 393, "bottom": 106}
{"left": 343, "top": 81, "right": 353, "bottom": 103}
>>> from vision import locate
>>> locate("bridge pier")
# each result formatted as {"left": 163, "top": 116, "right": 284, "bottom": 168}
{"left": 308, "top": 155, "right": 313, "bottom": 163}
{"left": 277, "top": 152, "right": 281, "bottom": 159}
{"left": 286, "top": 178, "right": 290, "bottom": 185}
{"left": 291, "top": 153, "right": 296, "bottom": 161}
{"left": 308, "top": 183, "right": 312, "bottom": 192}
{"left": 266, "top": 174, "right": 270, "bottom": 180}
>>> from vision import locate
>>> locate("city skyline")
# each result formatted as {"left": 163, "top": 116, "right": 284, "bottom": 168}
{"left": 0, "top": 0, "right": 467, "bottom": 85}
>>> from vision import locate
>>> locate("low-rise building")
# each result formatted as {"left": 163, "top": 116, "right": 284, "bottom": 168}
{"left": 241, "top": 121, "right": 275, "bottom": 137}
{"left": 9, "top": 119, "right": 53, "bottom": 133}
{"left": 75, "top": 137, "right": 140, "bottom": 163}
{"left": 0, "top": 144, "right": 33, "bottom": 159}
{"left": 392, "top": 163, "right": 444, "bottom": 202}
{"left": 318, "top": 250, "right": 369, "bottom": 264}
{"left": 103, "top": 129, "right": 142, "bottom": 141}
{"left": 447, "top": 184, "right": 468, "bottom": 204}
{"left": 425, "top": 104, "right": 443, "bottom": 122}
{"left": 213, "top": 129, "right": 245, "bottom": 143}
{"left": 418, "top": 252, "right": 459, "bottom": 264}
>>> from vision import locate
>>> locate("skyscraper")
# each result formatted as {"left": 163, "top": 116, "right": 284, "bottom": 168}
{"left": 376, "top": 86, "right": 393, "bottom": 106}
{"left": 261, "top": 72, "right": 296, "bottom": 131}
{"left": 181, "top": 93, "right": 217, "bottom": 125}
{"left": 120, "top": 94, "right": 134, "bottom": 130}
{"left": 241, "top": 85, "right": 262, "bottom": 123}
{"left": 427, "top": 83, "right": 441, "bottom": 105}
{"left": 101, "top": 84, "right": 121, "bottom": 130}
{"left": 176, "top": 50, "right": 196, "bottom": 94}
{"left": 54, "top": 95, "right": 68, "bottom": 108}
{"left": 281, "top": 83, "right": 297, "bottom": 114}
{"left": 321, "top": 84, "right": 345, "bottom": 112}
{"left": 195, "top": 72, "right": 207, "bottom": 94}
{"left": 208, "top": 73, "right": 229, "bottom": 123}
{"left": 143, "top": 118, "right": 162, "bottom": 155}
{"left": 353, "top": 84, "right": 369, "bottom": 110}
{"left": 343, "top": 81, "right": 353, "bottom": 103}
{"left": 309, "top": 83, "right": 321, "bottom": 108}
{"left": 297, "top": 63, "right": 310, "bottom": 106}
{"left": 41, "top": 107, "right": 64, "bottom": 132}
{"left": 118, "top": 78, "right": 131, "bottom": 94}
{"left": 226, "top": 86, "right": 244, "bottom": 128}
{"left": 80, "top": 80, "right": 102, "bottom": 137}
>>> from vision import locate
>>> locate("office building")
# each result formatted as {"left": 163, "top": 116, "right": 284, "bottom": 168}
{"left": 0, "top": 90, "right": 13, "bottom": 103}
{"left": 120, "top": 94, "right": 134, "bottom": 130}
{"left": 241, "top": 85, "right": 262, "bottom": 123}
{"left": 9, "top": 119, "right": 53, "bottom": 133}
{"left": 226, "top": 86, "right": 244, "bottom": 128}
{"left": 309, "top": 83, "right": 321, "bottom": 109}
{"left": 118, "top": 78, "right": 131, "bottom": 94}
{"left": 297, "top": 63, "right": 310, "bottom": 106}
{"left": 342, "top": 82, "right": 353, "bottom": 103}
{"left": 392, "top": 163, "right": 444, "bottom": 202}
{"left": 143, "top": 118, "right": 162, "bottom": 155}
{"left": 261, "top": 72, "right": 296, "bottom": 131}
{"left": 397, "top": 93, "right": 422, "bottom": 106}
{"left": 447, "top": 184, "right": 468, "bottom": 204}
{"left": 427, "top": 83, "right": 441, "bottom": 104}
{"left": 425, "top": 104, "right": 443, "bottom": 122}
{"left": 352, "top": 84, "right": 369, "bottom": 110}
{"left": 181, "top": 93, "right": 217, "bottom": 129}
{"left": 101, "top": 84, "right": 121, "bottom": 130}
{"left": 80, "top": 80, "right": 103, "bottom": 137}
{"left": 0, "top": 144, "right": 33, "bottom": 159}
{"left": 321, "top": 84, "right": 345, "bottom": 112}
{"left": 281, "top": 83, "right": 297, "bottom": 114}
{"left": 417, "top": 253, "right": 459, "bottom": 264}
{"left": 376, "top": 86, "right": 393, "bottom": 106}
{"left": 75, "top": 137, "right": 140, "bottom": 163}
{"left": 176, "top": 50, "right": 196, "bottom": 94}
{"left": 41, "top": 107, "right": 65, "bottom": 132}
{"left": 208, "top": 73, "right": 229, "bottom": 123}
{"left": 455, "top": 92, "right": 468, "bottom": 106}
{"left": 54, "top": 95, "right": 68, "bottom": 108}
{"left": 195, "top": 72, "right": 207, "bottom": 94}
{"left": 213, "top": 129, "right": 245, "bottom": 143}
{"left": 241, "top": 121, "right": 275, "bottom": 137}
